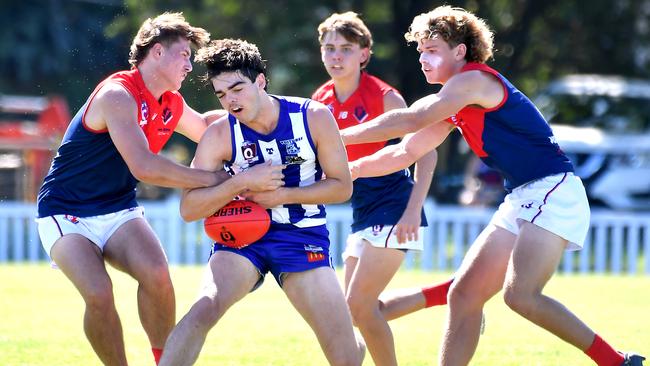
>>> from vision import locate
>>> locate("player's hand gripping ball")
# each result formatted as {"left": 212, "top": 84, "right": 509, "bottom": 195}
{"left": 204, "top": 200, "right": 271, "bottom": 249}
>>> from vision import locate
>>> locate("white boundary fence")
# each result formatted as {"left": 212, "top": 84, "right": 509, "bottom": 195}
{"left": 1, "top": 197, "right": 649, "bottom": 274}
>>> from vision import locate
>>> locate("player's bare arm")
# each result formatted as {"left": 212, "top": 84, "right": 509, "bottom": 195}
{"left": 350, "top": 121, "right": 453, "bottom": 179}
{"left": 180, "top": 117, "right": 285, "bottom": 221}
{"left": 243, "top": 103, "right": 352, "bottom": 208}
{"left": 88, "top": 84, "right": 223, "bottom": 189}
{"left": 174, "top": 98, "right": 227, "bottom": 143}
{"left": 341, "top": 70, "right": 501, "bottom": 145}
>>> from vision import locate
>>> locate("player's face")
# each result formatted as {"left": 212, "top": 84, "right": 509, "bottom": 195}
{"left": 158, "top": 38, "right": 193, "bottom": 91}
{"left": 416, "top": 36, "right": 463, "bottom": 84}
{"left": 320, "top": 31, "right": 369, "bottom": 81}
{"left": 211, "top": 71, "right": 264, "bottom": 122}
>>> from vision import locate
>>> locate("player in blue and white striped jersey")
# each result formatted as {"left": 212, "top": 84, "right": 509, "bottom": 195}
{"left": 159, "top": 39, "right": 365, "bottom": 366}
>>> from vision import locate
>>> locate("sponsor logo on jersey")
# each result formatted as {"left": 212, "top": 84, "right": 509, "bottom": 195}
{"left": 284, "top": 155, "right": 306, "bottom": 165}
{"left": 139, "top": 101, "right": 149, "bottom": 126}
{"left": 279, "top": 138, "right": 301, "bottom": 155}
{"left": 241, "top": 141, "right": 259, "bottom": 162}
{"left": 338, "top": 111, "right": 348, "bottom": 119}
{"left": 162, "top": 107, "right": 173, "bottom": 125}
{"left": 354, "top": 106, "right": 368, "bottom": 123}
{"left": 521, "top": 202, "right": 535, "bottom": 209}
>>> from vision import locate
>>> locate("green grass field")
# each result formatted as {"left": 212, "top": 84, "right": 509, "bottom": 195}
{"left": 0, "top": 264, "right": 648, "bottom": 366}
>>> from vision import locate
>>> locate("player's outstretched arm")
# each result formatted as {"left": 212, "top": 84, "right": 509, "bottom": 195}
{"left": 179, "top": 117, "right": 285, "bottom": 221}
{"left": 341, "top": 71, "right": 490, "bottom": 146}
{"left": 97, "top": 85, "right": 223, "bottom": 189}
{"left": 350, "top": 121, "right": 453, "bottom": 180}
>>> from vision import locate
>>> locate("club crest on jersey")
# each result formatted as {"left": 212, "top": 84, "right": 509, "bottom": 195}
{"left": 280, "top": 138, "right": 301, "bottom": 155}
{"left": 139, "top": 101, "right": 149, "bottom": 126}
{"left": 354, "top": 106, "right": 368, "bottom": 123}
{"left": 241, "top": 141, "right": 259, "bottom": 163}
{"left": 162, "top": 107, "right": 173, "bottom": 125}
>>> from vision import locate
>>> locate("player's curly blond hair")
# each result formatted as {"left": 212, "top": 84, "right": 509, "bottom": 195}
{"left": 129, "top": 12, "right": 210, "bottom": 67}
{"left": 404, "top": 6, "right": 493, "bottom": 63}
{"left": 317, "top": 12, "right": 373, "bottom": 69}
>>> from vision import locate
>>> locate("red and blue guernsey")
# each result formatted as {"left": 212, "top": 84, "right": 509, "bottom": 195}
{"left": 37, "top": 68, "right": 184, "bottom": 218}
{"left": 447, "top": 63, "right": 574, "bottom": 191}
{"left": 313, "top": 72, "right": 426, "bottom": 232}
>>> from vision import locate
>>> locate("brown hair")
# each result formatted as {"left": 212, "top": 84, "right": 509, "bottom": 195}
{"left": 128, "top": 12, "right": 210, "bottom": 67}
{"left": 317, "top": 12, "right": 373, "bottom": 69}
{"left": 405, "top": 6, "right": 494, "bottom": 63}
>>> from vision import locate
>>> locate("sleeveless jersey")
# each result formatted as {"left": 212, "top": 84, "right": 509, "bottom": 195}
{"left": 37, "top": 68, "right": 184, "bottom": 217}
{"left": 446, "top": 63, "right": 574, "bottom": 191}
{"left": 312, "top": 73, "right": 426, "bottom": 232}
{"left": 226, "top": 95, "right": 326, "bottom": 228}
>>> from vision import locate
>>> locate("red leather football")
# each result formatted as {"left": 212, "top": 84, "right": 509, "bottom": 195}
{"left": 204, "top": 200, "right": 271, "bottom": 249}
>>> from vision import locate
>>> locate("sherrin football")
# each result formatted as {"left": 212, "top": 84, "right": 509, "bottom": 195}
{"left": 204, "top": 199, "right": 271, "bottom": 249}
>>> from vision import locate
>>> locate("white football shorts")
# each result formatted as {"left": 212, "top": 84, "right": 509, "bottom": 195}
{"left": 36, "top": 206, "right": 145, "bottom": 257}
{"left": 342, "top": 224, "right": 425, "bottom": 261}
{"left": 489, "top": 172, "right": 590, "bottom": 250}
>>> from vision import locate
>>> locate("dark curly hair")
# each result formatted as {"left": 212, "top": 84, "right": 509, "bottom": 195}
{"left": 194, "top": 38, "right": 267, "bottom": 87}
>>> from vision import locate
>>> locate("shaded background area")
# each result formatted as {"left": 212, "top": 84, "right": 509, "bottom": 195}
{"left": 2, "top": 0, "right": 650, "bottom": 204}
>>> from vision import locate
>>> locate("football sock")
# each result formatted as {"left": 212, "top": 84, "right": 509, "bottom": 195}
{"left": 422, "top": 278, "right": 453, "bottom": 307}
{"left": 585, "top": 334, "right": 625, "bottom": 366}
{"left": 152, "top": 348, "right": 163, "bottom": 365}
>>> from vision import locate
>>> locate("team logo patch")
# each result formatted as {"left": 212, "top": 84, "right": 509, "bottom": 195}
{"left": 279, "top": 138, "right": 301, "bottom": 155}
{"left": 139, "top": 101, "right": 149, "bottom": 126}
{"left": 354, "top": 106, "right": 368, "bottom": 123}
{"left": 162, "top": 107, "right": 173, "bottom": 125}
{"left": 241, "top": 141, "right": 259, "bottom": 162}
{"left": 64, "top": 215, "right": 79, "bottom": 224}
{"left": 305, "top": 244, "right": 326, "bottom": 262}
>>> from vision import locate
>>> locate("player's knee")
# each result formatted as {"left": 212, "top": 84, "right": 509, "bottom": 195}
{"left": 346, "top": 294, "right": 372, "bottom": 326}
{"left": 139, "top": 262, "right": 172, "bottom": 291}
{"left": 190, "top": 296, "right": 226, "bottom": 328}
{"left": 503, "top": 284, "right": 538, "bottom": 317}
{"left": 447, "top": 280, "right": 483, "bottom": 310}
{"left": 83, "top": 282, "right": 115, "bottom": 312}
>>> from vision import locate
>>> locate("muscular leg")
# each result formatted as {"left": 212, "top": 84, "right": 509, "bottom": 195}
{"left": 283, "top": 267, "right": 363, "bottom": 366}
{"left": 502, "top": 221, "right": 595, "bottom": 350}
{"left": 159, "top": 251, "right": 259, "bottom": 366}
{"left": 50, "top": 234, "right": 127, "bottom": 366}
{"left": 104, "top": 218, "right": 175, "bottom": 350}
{"left": 346, "top": 244, "right": 404, "bottom": 366}
{"left": 439, "top": 225, "right": 516, "bottom": 366}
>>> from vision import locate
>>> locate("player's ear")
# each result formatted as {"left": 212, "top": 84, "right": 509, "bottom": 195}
{"left": 256, "top": 73, "right": 267, "bottom": 90}
{"left": 360, "top": 47, "right": 370, "bottom": 65}
{"left": 454, "top": 43, "right": 467, "bottom": 61}
{"left": 150, "top": 43, "right": 164, "bottom": 59}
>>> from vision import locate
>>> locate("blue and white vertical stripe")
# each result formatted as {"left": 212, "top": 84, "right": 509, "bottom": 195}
{"left": 226, "top": 95, "right": 326, "bottom": 228}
